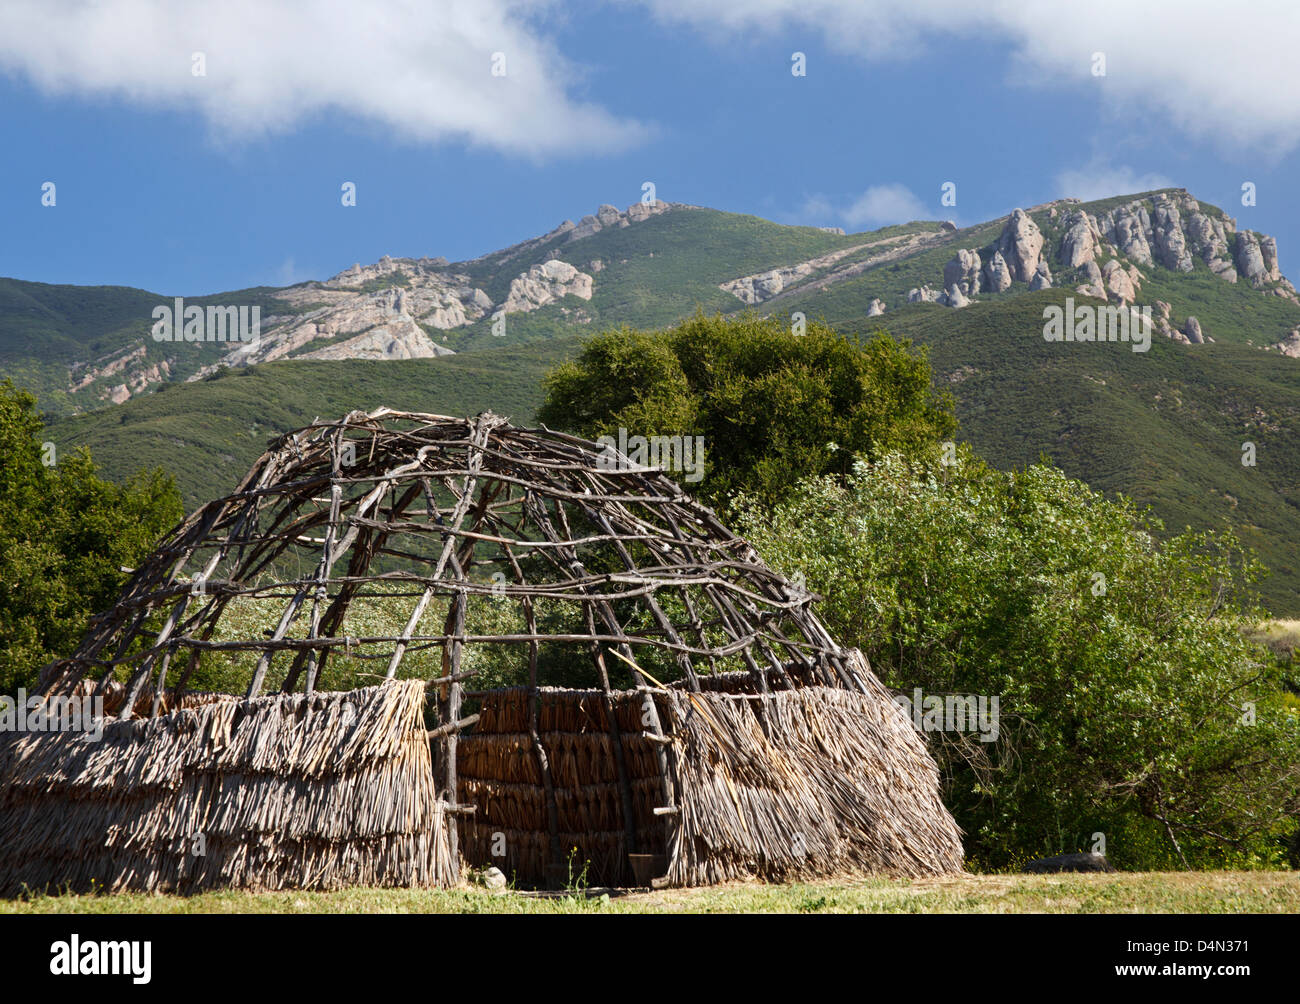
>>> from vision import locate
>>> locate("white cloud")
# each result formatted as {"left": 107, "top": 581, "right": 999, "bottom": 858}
{"left": 634, "top": 0, "right": 1300, "bottom": 155}
{"left": 794, "top": 194, "right": 836, "bottom": 222}
{"left": 787, "top": 185, "right": 928, "bottom": 229}
{"left": 1055, "top": 161, "right": 1173, "bottom": 202}
{"left": 842, "top": 184, "right": 927, "bottom": 228}
{"left": 0, "top": 0, "right": 649, "bottom": 157}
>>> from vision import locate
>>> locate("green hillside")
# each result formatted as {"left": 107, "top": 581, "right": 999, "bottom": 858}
{"left": 0, "top": 277, "right": 296, "bottom": 416}
{"left": 23, "top": 190, "right": 1300, "bottom": 613}
{"left": 795, "top": 290, "right": 1300, "bottom": 613}
{"left": 49, "top": 295, "right": 1300, "bottom": 613}
{"left": 46, "top": 339, "right": 575, "bottom": 510}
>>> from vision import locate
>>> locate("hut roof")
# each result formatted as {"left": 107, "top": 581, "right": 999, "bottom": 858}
{"left": 37, "top": 408, "right": 861, "bottom": 711}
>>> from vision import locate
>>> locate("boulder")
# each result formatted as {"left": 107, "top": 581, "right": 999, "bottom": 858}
{"left": 983, "top": 251, "right": 1012, "bottom": 292}
{"left": 866, "top": 298, "right": 886, "bottom": 316}
{"left": 943, "top": 249, "right": 982, "bottom": 296}
{"left": 1184, "top": 316, "right": 1204, "bottom": 344}
{"left": 1103, "top": 259, "right": 1138, "bottom": 303}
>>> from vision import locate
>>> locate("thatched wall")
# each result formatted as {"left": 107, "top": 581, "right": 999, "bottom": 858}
{"left": 662, "top": 653, "right": 965, "bottom": 885}
{"left": 0, "top": 680, "right": 451, "bottom": 896}
{"left": 457, "top": 652, "right": 964, "bottom": 887}
{"left": 458, "top": 687, "right": 666, "bottom": 886}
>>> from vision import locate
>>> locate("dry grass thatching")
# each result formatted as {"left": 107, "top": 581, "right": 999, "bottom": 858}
{"left": 0, "top": 679, "right": 450, "bottom": 896}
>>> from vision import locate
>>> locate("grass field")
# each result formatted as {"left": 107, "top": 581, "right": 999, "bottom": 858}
{"left": 5, "top": 872, "right": 1298, "bottom": 914}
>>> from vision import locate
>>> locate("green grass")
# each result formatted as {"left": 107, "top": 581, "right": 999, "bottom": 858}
{"left": 5, "top": 871, "right": 1297, "bottom": 914}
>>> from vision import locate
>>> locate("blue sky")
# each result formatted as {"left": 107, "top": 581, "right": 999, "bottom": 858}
{"left": 1, "top": 1, "right": 1297, "bottom": 295}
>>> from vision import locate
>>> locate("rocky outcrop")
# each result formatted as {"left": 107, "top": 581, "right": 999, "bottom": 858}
{"left": 301, "top": 318, "right": 454, "bottom": 361}
{"left": 1236, "top": 230, "right": 1282, "bottom": 288}
{"left": 943, "top": 249, "right": 983, "bottom": 297}
{"left": 1060, "top": 212, "right": 1103, "bottom": 268}
{"left": 503, "top": 259, "right": 594, "bottom": 312}
{"left": 984, "top": 250, "right": 1013, "bottom": 293}
{"left": 1030, "top": 260, "right": 1053, "bottom": 291}
{"left": 908, "top": 285, "right": 942, "bottom": 303}
{"left": 1183, "top": 316, "right": 1205, "bottom": 344}
{"left": 1150, "top": 196, "right": 1193, "bottom": 271}
{"left": 1076, "top": 260, "right": 1106, "bottom": 300}
{"left": 866, "top": 298, "right": 886, "bottom": 316}
{"left": 942, "top": 284, "right": 971, "bottom": 308}
{"left": 719, "top": 241, "right": 880, "bottom": 305}
{"left": 1268, "top": 328, "right": 1300, "bottom": 357}
{"left": 996, "top": 209, "right": 1045, "bottom": 283}
{"left": 566, "top": 200, "right": 675, "bottom": 242}
{"left": 1103, "top": 259, "right": 1139, "bottom": 303}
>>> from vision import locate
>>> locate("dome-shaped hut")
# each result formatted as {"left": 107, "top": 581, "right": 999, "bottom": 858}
{"left": 1, "top": 409, "right": 963, "bottom": 894}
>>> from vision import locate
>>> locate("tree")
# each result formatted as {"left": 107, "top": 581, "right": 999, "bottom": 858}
{"left": 736, "top": 444, "right": 1300, "bottom": 869}
{"left": 0, "top": 381, "right": 182, "bottom": 695}
{"left": 537, "top": 312, "right": 957, "bottom": 510}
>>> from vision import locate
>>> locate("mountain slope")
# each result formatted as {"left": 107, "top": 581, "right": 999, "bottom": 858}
{"left": 16, "top": 186, "right": 1300, "bottom": 612}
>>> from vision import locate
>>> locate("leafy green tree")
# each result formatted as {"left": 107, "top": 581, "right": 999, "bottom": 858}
{"left": 0, "top": 381, "right": 182, "bottom": 695}
{"left": 537, "top": 312, "right": 957, "bottom": 510}
{"left": 736, "top": 444, "right": 1300, "bottom": 870}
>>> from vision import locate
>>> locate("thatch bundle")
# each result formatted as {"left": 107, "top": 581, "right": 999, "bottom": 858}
{"left": 0, "top": 680, "right": 451, "bottom": 896}
{"left": 662, "top": 652, "right": 964, "bottom": 884}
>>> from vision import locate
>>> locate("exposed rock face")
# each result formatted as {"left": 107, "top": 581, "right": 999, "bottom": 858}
{"left": 503, "top": 259, "right": 594, "bottom": 312}
{"left": 728, "top": 267, "right": 795, "bottom": 304}
{"left": 1103, "top": 259, "right": 1138, "bottom": 303}
{"left": 984, "top": 250, "right": 1012, "bottom": 292}
{"left": 1060, "top": 212, "right": 1103, "bottom": 268}
{"left": 944, "top": 249, "right": 983, "bottom": 297}
{"left": 996, "top": 209, "right": 1045, "bottom": 283}
{"left": 942, "top": 284, "right": 971, "bottom": 308}
{"left": 866, "top": 298, "right": 886, "bottom": 316}
{"left": 908, "top": 285, "right": 942, "bottom": 303}
{"left": 1102, "top": 203, "right": 1153, "bottom": 266}
{"left": 301, "top": 318, "right": 454, "bottom": 361}
{"left": 1030, "top": 260, "right": 1053, "bottom": 291}
{"left": 1076, "top": 260, "right": 1106, "bottom": 299}
{"left": 1237, "top": 230, "right": 1284, "bottom": 288}
{"left": 1261, "top": 235, "right": 1282, "bottom": 281}
{"left": 1269, "top": 328, "right": 1300, "bottom": 357}
{"left": 567, "top": 200, "right": 674, "bottom": 242}
{"left": 1184, "top": 316, "right": 1205, "bottom": 344}
{"left": 719, "top": 241, "right": 879, "bottom": 304}
{"left": 1150, "top": 196, "right": 1193, "bottom": 271}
